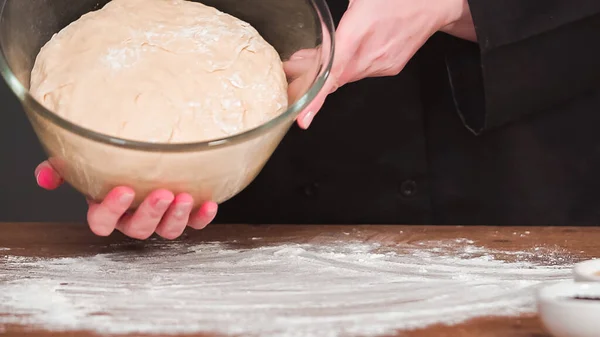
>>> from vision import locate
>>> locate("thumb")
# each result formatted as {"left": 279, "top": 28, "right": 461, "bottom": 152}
{"left": 296, "top": 9, "right": 359, "bottom": 129}
{"left": 296, "top": 75, "right": 337, "bottom": 129}
{"left": 35, "top": 161, "right": 64, "bottom": 190}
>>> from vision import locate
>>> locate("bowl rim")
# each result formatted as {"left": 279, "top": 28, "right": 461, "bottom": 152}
{"left": 536, "top": 281, "right": 600, "bottom": 337}
{"left": 573, "top": 258, "right": 600, "bottom": 281}
{"left": 0, "top": 0, "right": 336, "bottom": 153}
{"left": 537, "top": 280, "right": 600, "bottom": 303}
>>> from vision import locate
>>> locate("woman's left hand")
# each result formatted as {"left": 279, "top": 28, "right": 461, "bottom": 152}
{"left": 286, "top": 0, "right": 476, "bottom": 129}
{"left": 35, "top": 161, "right": 218, "bottom": 240}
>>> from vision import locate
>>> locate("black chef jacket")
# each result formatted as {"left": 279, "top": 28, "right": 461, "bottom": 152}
{"left": 215, "top": 1, "right": 600, "bottom": 226}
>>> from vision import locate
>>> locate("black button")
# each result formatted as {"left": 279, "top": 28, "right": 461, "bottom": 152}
{"left": 303, "top": 182, "right": 319, "bottom": 197}
{"left": 399, "top": 180, "right": 417, "bottom": 198}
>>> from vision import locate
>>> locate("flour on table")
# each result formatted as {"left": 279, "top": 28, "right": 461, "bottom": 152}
{"left": 0, "top": 239, "right": 573, "bottom": 337}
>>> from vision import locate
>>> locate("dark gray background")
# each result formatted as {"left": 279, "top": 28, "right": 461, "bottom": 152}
{"left": 0, "top": 79, "right": 87, "bottom": 221}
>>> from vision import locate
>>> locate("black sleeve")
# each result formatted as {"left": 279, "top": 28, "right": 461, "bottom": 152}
{"left": 445, "top": 1, "right": 600, "bottom": 135}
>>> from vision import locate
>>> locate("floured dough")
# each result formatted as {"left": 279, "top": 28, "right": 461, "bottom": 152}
{"left": 30, "top": 0, "right": 288, "bottom": 143}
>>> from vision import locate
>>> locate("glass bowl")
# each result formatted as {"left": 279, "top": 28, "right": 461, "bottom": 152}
{"left": 0, "top": 0, "right": 335, "bottom": 208}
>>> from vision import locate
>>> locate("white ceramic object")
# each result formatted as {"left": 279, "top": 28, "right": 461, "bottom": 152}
{"left": 574, "top": 259, "right": 600, "bottom": 282}
{"left": 537, "top": 280, "right": 600, "bottom": 337}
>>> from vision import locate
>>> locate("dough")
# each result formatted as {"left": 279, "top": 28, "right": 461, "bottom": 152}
{"left": 30, "top": 0, "right": 288, "bottom": 143}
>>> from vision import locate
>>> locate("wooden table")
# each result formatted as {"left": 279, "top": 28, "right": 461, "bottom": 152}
{"left": 0, "top": 223, "right": 598, "bottom": 337}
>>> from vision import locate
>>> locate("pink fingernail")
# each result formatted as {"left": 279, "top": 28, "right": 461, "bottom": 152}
{"left": 36, "top": 169, "right": 52, "bottom": 188}
{"left": 156, "top": 198, "right": 172, "bottom": 209}
{"left": 174, "top": 202, "right": 192, "bottom": 217}
{"left": 205, "top": 204, "right": 218, "bottom": 216}
{"left": 35, "top": 170, "right": 42, "bottom": 186}
{"left": 119, "top": 192, "right": 134, "bottom": 205}
{"left": 301, "top": 111, "right": 315, "bottom": 128}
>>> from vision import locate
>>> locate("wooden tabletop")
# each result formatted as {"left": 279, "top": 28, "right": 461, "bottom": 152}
{"left": 0, "top": 223, "right": 598, "bottom": 337}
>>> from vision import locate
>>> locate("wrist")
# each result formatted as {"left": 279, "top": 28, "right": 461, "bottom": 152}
{"left": 439, "top": 0, "right": 471, "bottom": 29}
{"left": 438, "top": 0, "right": 477, "bottom": 41}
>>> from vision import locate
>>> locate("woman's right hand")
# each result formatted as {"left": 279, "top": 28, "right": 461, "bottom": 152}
{"left": 34, "top": 161, "right": 218, "bottom": 240}
{"left": 287, "top": 0, "right": 475, "bottom": 130}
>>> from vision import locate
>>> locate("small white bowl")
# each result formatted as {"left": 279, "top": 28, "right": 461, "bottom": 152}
{"left": 537, "top": 280, "right": 600, "bottom": 337}
{"left": 574, "top": 259, "right": 600, "bottom": 282}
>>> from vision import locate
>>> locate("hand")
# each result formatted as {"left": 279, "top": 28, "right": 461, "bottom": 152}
{"left": 34, "top": 161, "right": 218, "bottom": 240}
{"left": 288, "top": 0, "right": 476, "bottom": 129}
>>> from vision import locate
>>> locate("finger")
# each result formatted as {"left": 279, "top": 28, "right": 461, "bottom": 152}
{"left": 87, "top": 186, "right": 135, "bottom": 236}
{"left": 296, "top": 81, "right": 332, "bottom": 129}
{"left": 116, "top": 189, "right": 174, "bottom": 240}
{"left": 34, "top": 161, "right": 64, "bottom": 190}
{"left": 283, "top": 56, "right": 316, "bottom": 82}
{"left": 295, "top": 47, "right": 341, "bottom": 129}
{"left": 296, "top": 57, "right": 345, "bottom": 129}
{"left": 286, "top": 57, "right": 324, "bottom": 114}
{"left": 154, "top": 193, "right": 194, "bottom": 240}
{"left": 296, "top": 9, "right": 361, "bottom": 129}
{"left": 188, "top": 201, "right": 218, "bottom": 230}
{"left": 288, "top": 48, "right": 318, "bottom": 61}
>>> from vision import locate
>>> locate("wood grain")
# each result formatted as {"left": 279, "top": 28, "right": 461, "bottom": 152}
{"left": 1, "top": 223, "right": 597, "bottom": 337}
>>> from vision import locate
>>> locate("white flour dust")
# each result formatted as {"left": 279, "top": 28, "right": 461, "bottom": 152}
{"left": 0, "top": 238, "right": 573, "bottom": 337}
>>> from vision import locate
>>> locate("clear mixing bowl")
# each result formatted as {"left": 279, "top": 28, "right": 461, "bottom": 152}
{"left": 0, "top": 0, "right": 335, "bottom": 208}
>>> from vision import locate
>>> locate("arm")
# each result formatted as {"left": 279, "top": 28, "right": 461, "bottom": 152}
{"left": 446, "top": 1, "right": 600, "bottom": 134}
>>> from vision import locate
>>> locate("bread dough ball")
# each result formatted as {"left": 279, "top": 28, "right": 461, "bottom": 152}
{"left": 30, "top": 0, "right": 288, "bottom": 143}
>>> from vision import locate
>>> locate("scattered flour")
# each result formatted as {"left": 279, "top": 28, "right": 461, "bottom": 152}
{"left": 0, "top": 239, "right": 574, "bottom": 337}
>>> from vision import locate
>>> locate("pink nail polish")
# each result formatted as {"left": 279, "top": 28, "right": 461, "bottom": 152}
{"left": 156, "top": 199, "right": 172, "bottom": 209}
{"left": 35, "top": 170, "right": 42, "bottom": 185}
{"left": 205, "top": 204, "right": 218, "bottom": 217}
{"left": 174, "top": 202, "right": 192, "bottom": 217}
{"left": 36, "top": 169, "right": 52, "bottom": 188}
{"left": 119, "top": 193, "right": 134, "bottom": 205}
{"left": 301, "top": 111, "right": 315, "bottom": 128}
